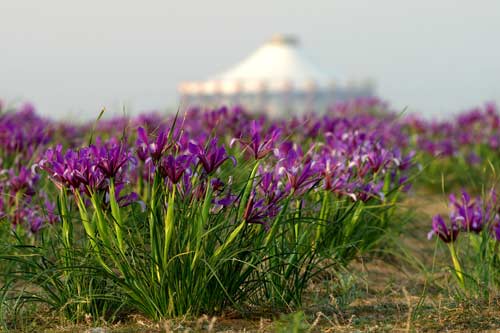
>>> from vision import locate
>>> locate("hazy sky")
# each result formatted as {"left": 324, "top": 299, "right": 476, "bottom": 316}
{"left": 1, "top": 0, "right": 499, "bottom": 119}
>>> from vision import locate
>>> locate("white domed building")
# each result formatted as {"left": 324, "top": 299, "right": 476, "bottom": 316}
{"left": 178, "top": 35, "right": 374, "bottom": 116}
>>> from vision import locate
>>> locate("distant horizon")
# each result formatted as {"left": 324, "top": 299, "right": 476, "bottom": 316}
{"left": 3, "top": 96, "right": 495, "bottom": 124}
{"left": 1, "top": 0, "right": 499, "bottom": 120}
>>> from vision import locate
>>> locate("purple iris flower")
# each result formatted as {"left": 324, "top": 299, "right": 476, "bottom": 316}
{"left": 232, "top": 121, "right": 281, "bottom": 160}
{"left": 435, "top": 140, "right": 456, "bottom": 157}
{"left": 279, "top": 160, "right": 319, "bottom": 195}
{"left": 492, "top": 222, "right": 500, "bottom": 241}
{"left": 242, "top": 191, "right": 275, "bottom": 229}
{"left": 357, "top": 182, "right": 385, "bottom": 202}
{"left": 397, "top": 150, "right": 415, "bottom": 171}
{"left": 317, "top": 157, "right": 350, "bottom": 194}
{"left": 43, "top": 198, "right": 59, "bottom": 224}
{"left": 210, "top": 178, "right": 225, "bottom": 192}
{"left": 188, "top": 138, "right": 236, "bottom": 175}
{"left": 365, "top": 148, "right": 391, "bottom": 174}
{"left": 449, "top": 191, "right": 484, "bottom": 233}
{"left": 6, "top": 166, "right": 38, "bottom": 197}
{"left": 488, "top": 135, "right": 500, "bottom": 149}
{"left": 214, "top": 193, "right": 238, "bottom": 208}
{"left": 428, "top": 214, "right": 459, "bottom": 243}
{"left": 92, "top": 143, "right": 134, "bottom": 179}
{"left": 38, "top": 141, "right": 129, "bottom": 196}
{"left": 158, "top": 154, "right": 192, "bottom": 184}
{"left": 29, "top": 210, "right": 44, "bottom": 234}
{"left": 256, "top": 168, "right": 289, "bottom": 206}
{"left": 136, "top": 127, "right": 170, "bottom": 163}
{"left": 275, "top": 141, "right": 295, "bottom": 158}
{"left": 0, "top": 103, "right": 51, "bottom": 162}
{"left": 62, "top": 148, "right": 105, "bottom": 194}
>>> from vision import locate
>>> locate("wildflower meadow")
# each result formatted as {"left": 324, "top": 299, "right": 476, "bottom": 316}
{"left": 1, "top": 98, "right": 500, "bottom": 331}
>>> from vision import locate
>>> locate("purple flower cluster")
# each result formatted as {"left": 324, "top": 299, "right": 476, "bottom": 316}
{"left": 0, "top": 165, "right": 59, "bottom": 233}
{"left": 429, "top": 190, "right": 500, "bottom": 243}
{"left": 225, "top": 110, "right": 414, "bottom": 226}
{"left": 134, "top": 126, "right": 237, "bottom": 201}
{"left": 0, "top": 103, "right": 52, "bottom": 167}
{"left": 405, "top": 102, "right": 499, "bottom": 160}
{"left": 231, "top": 120, "right": 281, "bottom": 160}
{"left": 0, "top": 103, "right": 60, "bottom": 233}
{"left": 188, "top": 138, "right": 236, "bottom": 175}
{"left": 37, "top": 139, "right": 135, "bottom": 198}
{"left": 0, "top": 98, "right": 418, "bottom": 235}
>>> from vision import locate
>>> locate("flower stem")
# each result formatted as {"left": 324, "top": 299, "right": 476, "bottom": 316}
{"left": 163, "top": 185, "right": 175, "bottom": 269}
{"left": 448, "top": 242, "right": 465, "bottom": 289}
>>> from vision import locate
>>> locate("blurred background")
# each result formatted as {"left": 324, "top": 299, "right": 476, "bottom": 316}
{"left": 1, "top": 0, "right": 499, "bottom": 120}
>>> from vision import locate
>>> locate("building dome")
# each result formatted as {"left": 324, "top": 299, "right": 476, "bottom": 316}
{"left": 179, "top": 35, "right": 374, "bottom": 116}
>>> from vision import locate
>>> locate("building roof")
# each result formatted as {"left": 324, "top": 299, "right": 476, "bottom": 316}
{"left": 179, "top": 35, "right": 330, "bottom": 95}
